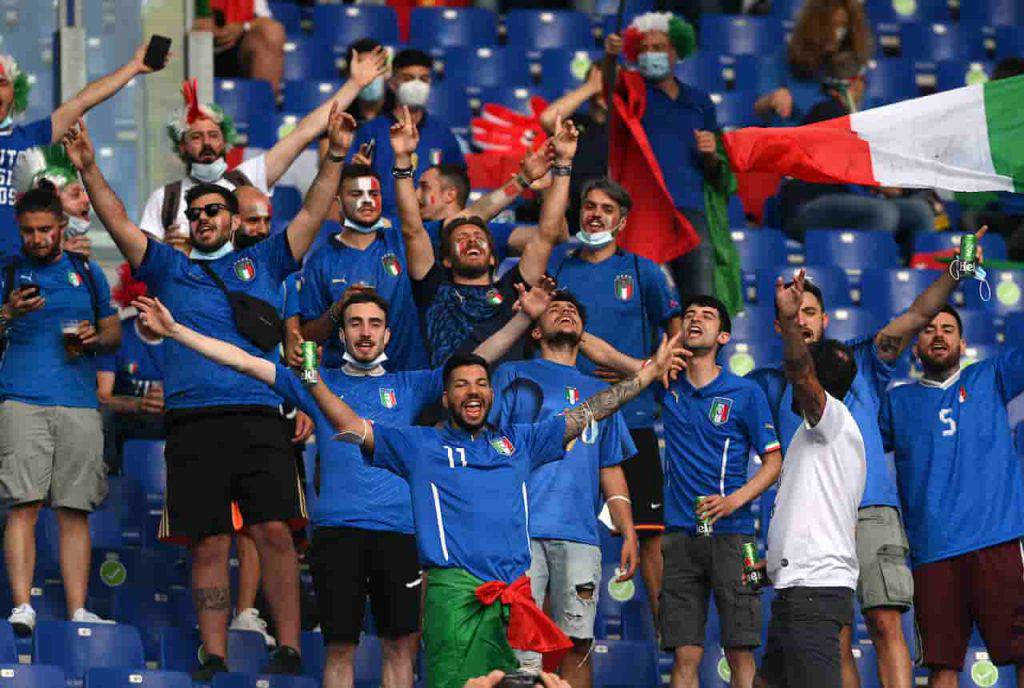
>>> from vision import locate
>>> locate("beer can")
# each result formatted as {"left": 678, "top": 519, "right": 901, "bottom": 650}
{"left": 300, "top": 341, "right": 319, "bottom": 385}
{"left": 695, "top": 496, "right": 713, "bottom": 537}
{"left": 742, "top": 542, "right": 764, "bottom": 589}
{"left": 960, "top": 233, "right": 978, "bottom": 276}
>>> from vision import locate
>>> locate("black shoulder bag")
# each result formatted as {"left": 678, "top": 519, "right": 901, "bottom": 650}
{"left": 197, "top": 262, "right": 282, "bottom": 352}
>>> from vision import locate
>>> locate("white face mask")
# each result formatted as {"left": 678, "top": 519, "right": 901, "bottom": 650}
{"left": 342, "top": 349, "right": 388, "bottom": 372}
{"left": 0, "top": 114, "right": 12, "bottom": 130}
{"left": 190, "top": 158, "right": 228, "bottom": 183}
{"left": 189, "top": 241, "right": 235, "bottom": 261}
{"left": 343, "top": 177, "right": 385, "bottom": 233}
{"left": 576, "top": 218, "right": 624, "bottom": 248}
{"left": 65, "top": 214, "right": 91, "bottom": 237}
{"left": 396, "top": 80, "right": 430, "bottom": 108}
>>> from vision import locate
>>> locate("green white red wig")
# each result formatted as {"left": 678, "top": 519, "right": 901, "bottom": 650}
{"left": 0, "top": 54, "right": 32, "bottom": 115}
{"left": 622, "top": 12, "right": 697, "bottom": 63}
{"left": 166, "top": 78, "right": 238, "bottom": 151}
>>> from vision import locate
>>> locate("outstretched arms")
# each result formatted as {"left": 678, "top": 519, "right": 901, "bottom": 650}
{"left": 391, "top": 106, "right": 435, "bottom": 281}
{"left": 777, "top": 269, "right": 826, "bottom": 425}
{"left": 472, "top": 276, "right": 556, "bottom": 362}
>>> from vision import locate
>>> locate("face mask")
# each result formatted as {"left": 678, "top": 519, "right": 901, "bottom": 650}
{"left": 342, "top": 349, "right": 388, "bottom": 373}
{"left": 189, "top": 240, "right": 234, "bottom": 261}
{"left": 190, "top": 158, "right": 228, "bottom": 183}
{"left": 65, "top": 214, "right": 91, "bottom": 237}
{"left": 343, "top": 177, "right": 385, "bottom": 233}
{"left": 0, "top": 114, "right": 12, "bottom": 130}
{"left": 396, "top": 80, "right": 430, "bottom": 108}
{"left": 834, "top": 26, "right": 848, "bottom": 44}
{"left": 359, "top": 77, "right": 385, "bottom": 102}
{"left": 638, "top": 52, "right": 671, "bottom": 81}
{"left": 576, "top": 218, "right": 624, "bottom": 248}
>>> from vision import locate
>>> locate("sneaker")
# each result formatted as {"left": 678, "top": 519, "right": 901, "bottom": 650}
{"left": 230, "top": 607, "right": 276, "bottom": 647}
{"left": 267, "top": 645, "right": 302, "bottom": 675}
{"left": 191, "top": 654, "right": 228, "bottom": 683}
{"left": 8, "top": 604, "right": 35, "bottom": 636}
{"left": 71, "top": 608, "right": 115, "bottom": 624}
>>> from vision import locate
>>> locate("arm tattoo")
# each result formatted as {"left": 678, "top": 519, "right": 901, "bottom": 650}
{"left": 564, "top": 373, "right": 644, "bottom": 442}
{"left": 192, "top": 587, "right": 231, "bottom": 613}
{"left": 875, "top": 333, "right": 902, "bottom": 359}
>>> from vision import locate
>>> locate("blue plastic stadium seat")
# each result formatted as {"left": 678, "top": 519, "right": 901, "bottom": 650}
{"left": 214, "top": 80, "right": 276, "bottom": 143}
{"left": 913, "top": 231, "right": 1007, "bottom": 261}
{"left": 0, "top": 665, "right": 66, "bottom": 688}
{"left": 211, "top": 675, "right": 317, "bottom": 688}
{"left": 770, "top": 0, "right": 805, "bottom": 20}
{"left": 933, "top": 60, "right": 993, "bottom": 92}
{"left": 996, "top": 26, "right": 1024, "bottom": 61}
{"left": 709, "top": 90, "right": 757, "bottom": 130}
{"left": 299, "top": 632, "right": 324, "bottom": 680}
{"left": 961, "top": 0, "right": 1024, "bottom": 28}
{"left": 283, "top": 80, "right": 343, "bottom": 113}
{"left": 730, "top": 228, "right": 788, "bottom": 274}
{"left": 698, "top": 643, "right": 739, "bottom": 686}
{"left": 538, "top": 49, "right": 601, "bottom": 95}
{"left": 822, "top": 307, "right": 885, "bottom": 342}
{"left": 33, "top": 622, "right": 145, "bottom": 685}
{"left": 121, "top": 440, "right": 165, "bottom": 506}
{"left": 961, "top": 270, "right": 1024, "bottom": 317}
{"left": 283, "top": 37, "right": 338, "bottom": 83}
{"left": 865, "top": 58, "right": 918, "bottom": 103}
{"left": 446, "top": 46, "right": 534, "bottom": 90}
{"left": 859, "top": 268, "right": 944, "bottom": 316}
{"left": 505, "top": 10, "right": 593, "bottom": 51}
{"left": 900, "top": 23, "right": 983, "bottom": 62}
{"left": 699, "top": 16, "right": 785, "bottom": 56}
{"left": 469, "top": 86, "right": 549, "bottom": 117}
{"left": 730, "top": 307, "right": 778, "bottom": 343}
{"left": 953, "top": 309, "right": 998, "bottom": 345}
{"left": 676, "top": 53, "right": 761, "bottom": 93}
{"left": 591, "top": 640, "right": 659, "bottom": 687}
{"left": 311, "top": 5, "right": 399, "bottom": 47}
{"left": 720, "top": 340, "right": 783, "bottom": 377}
{"left": 159, "top": 628, "right": 267, "bottom": 675}
{"left": 1004, "top": 312, "right": 1024, "bottom": 345}
{"left": 409, "top": 7, "right": 498, "bottom": 49}
{"left": 593, "top": 0, "right": 656, "bottom": 19}
{"left": 268, "top": 2, "right": 301, "bottom": 35}
{"left": 0, "top": 625, "right": 13, "bottom": 663}
{"left": 850, "top": 643, "right": 882, "bottom": 688}
{"left": 110, "top": 588, "right": 183, "bottom": 662}
{"left": 805, "top": 229, "right": 901, "bottom": 271}
{"left": 865, "top": 0, "right": 949, "bottom": 24}
{"left": 85, "top": 669, "right": 190, "bottom": 688}
{"left": 595, "top": 564, "right": 655, "bottom": 641}
{"left": 755, "top": 266, "right": 854, "bottom": 307}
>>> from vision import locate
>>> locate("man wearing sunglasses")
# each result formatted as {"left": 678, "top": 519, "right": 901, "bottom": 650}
{"left": 62, "top": 103, "right": 355, "bottom": 680}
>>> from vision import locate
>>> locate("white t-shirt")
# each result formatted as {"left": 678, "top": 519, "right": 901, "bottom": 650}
{"left": 138, "top": 154, "right": 269, "bottom": 240}
{"left": 767, "top": 392, "right": 866, "bottom": 590}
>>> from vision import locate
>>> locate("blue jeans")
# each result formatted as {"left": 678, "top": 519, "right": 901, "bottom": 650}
{"left": 789, "top": 193, "right": 935, "bottom": 257}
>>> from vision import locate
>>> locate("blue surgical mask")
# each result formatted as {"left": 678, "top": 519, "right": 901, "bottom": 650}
{"left": 0, "top": 114, "right": 12, "bottom": 130}
{"left": 190, "top": 158, "right": 228, "bottom": 183}
{"left": 189, "top": 241, "right": 234, "bottom": 261}
{"left": 637, "top": 52, "right": 671, "bottom": 81}
{"left": 359, "top": 77, "right": 385, "bottom": 102}
{"left": 576, "top": 218, "right": 624, "bottom": 249}
{"left": 343, "top": 216, "right": 388, "bottom": 235}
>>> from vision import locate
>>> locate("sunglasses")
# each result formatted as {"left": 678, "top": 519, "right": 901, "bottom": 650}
{"left": 185, "top": 203, "right": 230, "bottom": 222}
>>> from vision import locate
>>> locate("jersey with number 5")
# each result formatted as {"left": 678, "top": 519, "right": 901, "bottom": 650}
{"left": 880, "top": 347, "right": 1024, "bottom": 567}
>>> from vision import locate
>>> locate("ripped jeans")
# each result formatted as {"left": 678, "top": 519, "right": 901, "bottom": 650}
{"left": 516, "top": 539, "right": 603, "bottom": 672}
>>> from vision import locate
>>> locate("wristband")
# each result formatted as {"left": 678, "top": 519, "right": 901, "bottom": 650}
{"left": 606, "top": 495, "right": 632, "bottom": 505}
{"left": 551, "top": 164, "right": 572, "bottom": 177}
{"left": 392, "top": 165, "right": 414, "bottom": 179}
{"left": 327, "top": 150, "right": 345, "bottom": 163}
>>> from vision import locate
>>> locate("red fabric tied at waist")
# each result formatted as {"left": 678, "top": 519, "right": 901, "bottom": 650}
{"left": 475, "top": 574, "right": 573, "bottom": 672}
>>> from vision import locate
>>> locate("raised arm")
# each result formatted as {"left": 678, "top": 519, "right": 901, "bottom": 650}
{"left": 285, "top": 104, "right": 353, "bottom": 261}
{"left": 539, "top": 67, "right": 602, "bottom": 134}
{"left": 580, "top": 330, "right": 691, "bottom": 387}
{"left": 563, "top": 332, "right": 681, "bottom": 444}
{"left": 63, "top": 121, "right": 148, "bottom": 267}
{"left": 777, "top": 270, "right": 826, "bottom": 425}
{"left": 461, "top": 146, "right": 552, "bottom": 222}
{"left": 518, "top": 114, "right": 577, "bottom": 285}
{"left": 51, "top": 42, "right": 166, "bottom": 143}
{"left": 872, "top": 228, "right": 986, "bottom": 362}
{"left": 133, "top": 296, "right": 276, "bottom": 386}
{"left": 264, "top": 47, "right": 388, "bottom": 187}
{"left": 391, "top": 106, "right": 435, "bottom": 280}
{"left": 472, "top": 277, "right": 555, "bottom": 362}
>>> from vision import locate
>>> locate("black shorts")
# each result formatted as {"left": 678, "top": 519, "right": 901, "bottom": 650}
{"left": 213, "top": 43, "right": 244, "bottom": 78}
{"left": 309, "top": 526, "right": 422, "bottom": 644}
{"left": 623, "top": 427, "right": 664, "bottom": 534}
{"left": 159, "top": 407, "right": 308, "bottom": 546}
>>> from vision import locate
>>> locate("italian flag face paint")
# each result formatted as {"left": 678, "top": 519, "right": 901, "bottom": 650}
{"left": 355, "top": 176, "right": 382, "bottom": 213}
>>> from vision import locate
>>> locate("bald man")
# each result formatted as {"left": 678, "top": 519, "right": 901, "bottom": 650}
{"left": 234, "top": 185, "right": 273, "bottom": 250}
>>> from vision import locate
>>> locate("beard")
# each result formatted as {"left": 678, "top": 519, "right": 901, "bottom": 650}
{"left": 918, "top": 347, "right": 960, "bottom": 376}
{"left": 451, "top": 258, "right": 490, "bottom": 280}
{"left": 546, "top": 330, "right": 582, "bottom": 349}
{"left": 234, "top": 231, "right": 267, "bottom": 249}
{"left": 24, "top": 239, "right": 61, "bottom": 263}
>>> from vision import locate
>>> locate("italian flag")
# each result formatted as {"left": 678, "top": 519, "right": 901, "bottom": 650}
{"left": 724, "top": 75, "right": 1024, "bottom": 192}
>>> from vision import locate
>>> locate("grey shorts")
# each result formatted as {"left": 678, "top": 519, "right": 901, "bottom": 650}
{"left": 759, "top": 587, "right": 854, "bottom": 688}
{"left": 856, "top": 506, "right": 914, "bottom": 612}
{"left": 0, "top": 400, "right": 107, "bottom": 511}
{"left": 659, "top": 531, "right": 762, "bottom": 650}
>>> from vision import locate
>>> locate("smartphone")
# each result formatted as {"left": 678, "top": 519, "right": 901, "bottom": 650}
{"left": 143, "top": 35, "right": 172, "bottom": 71}
{"left": 364, "top": 138, "right": 376, "bottom": 161}
{"left": 497, "top": 671, "right": 539, "bottom": 688}
{"left": 19, "top": 285, "right": 40, "bottom": 299}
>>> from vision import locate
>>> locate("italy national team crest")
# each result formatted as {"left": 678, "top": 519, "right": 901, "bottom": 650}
{"left": 379, "top": 388, "right": 397, "bottom": 409}
{"left": 614, "top": 274, "right": 634, "bottom": 301}
{"left": 124, "top": 362, "right": 138, "bottom": 375}
{"left": 381, "top": 253, "right": 402, "bottom": 277}
{"left": 565, "top": 386, "right": 580, "bottom": 405}
{"left": 486, "top": 288, "right": 504, "bottom": 306}
{"left": 68, "top": 271, "right": 82, "bottom": 287}
{"left": 490, "top": 436, "right": 515, "bottom": 456}
{"left": 709, "top": 397, "right": 733, "bottom": 425}
{"left": 958, "top": 385, "right": 968, "bottom": 403}
{"left": 233, "top": 258, "right": 256, "bottom": 282}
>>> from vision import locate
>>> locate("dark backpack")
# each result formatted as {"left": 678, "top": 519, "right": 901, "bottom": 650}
{"left": 159, "top": 169, "right": 254, "bottom": 232}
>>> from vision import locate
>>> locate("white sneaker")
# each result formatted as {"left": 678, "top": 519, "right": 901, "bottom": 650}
{"left": 71, "top": 608, "right": 115, "bottom": 624}
{"left": 8, "top": 604, "right": 35, "bottom": 636}
{"left": 230, "top": 607, "right": 276, "bottom": 647}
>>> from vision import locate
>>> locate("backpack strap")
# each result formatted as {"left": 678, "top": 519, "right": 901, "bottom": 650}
{"left": 66, "top": 251, "right": 101, "bottom": 325}
{"left": 161, "top": 180, "right": 183, "bottom": 233}
{"left": 196, "top": 261, "right": 231, "bottom": 295}
{"left": 224, "top": 169, "right": 253, "bottom": 188}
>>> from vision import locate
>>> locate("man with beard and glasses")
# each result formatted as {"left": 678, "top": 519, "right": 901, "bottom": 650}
{"left": 138, "top": 46, "right": 386, "bottom": 242}
{"left": 0, "top": 42, "right": 167, "bottom": 264}
{"left": 63, "top": 106, "right": 353, "bottom": 679}
{"left": 131, "top": 279, "right": 559, "bottom": 688}
{"left": 548, "top": 176, "right": 681, "bottom": 621}
{"left": 749, "top": 255, "right": 977, "bottom": 688}
{"left": 0, "top": 185, "right": 120, "bottom": 634}
{"left": 488, "top": 290, "right": 641, "bottom": 688}
{"left": 396, "top": 107, "right": 573, "bottom": 367}
{"left": 880, "top": 306, "right": 1024, "bottom": 688}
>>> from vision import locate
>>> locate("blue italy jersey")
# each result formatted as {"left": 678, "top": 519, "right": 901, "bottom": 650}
{"left": 299, "top": 224, "right": 427, "bottom": 371}
{"left": 551, "top": 249, "right": 680, "bottom": 428}
{"left": 659, "top": 370, "right": 780, "bottom": 535}
{"left": 282, "top": 272, "right": 302, "bottom": 320}
{"left": 96, "top": 315, "right": 165, "bottom": 397}
{"left": 370, "top": 415, "right": 567, "bottom": 583}
{"left": 350, "top": 112, "right": 464, "bottom": 218}
{"left": 489, "top": 359, "right": 636, "bottom": 546}
{"left": 135, "top": 234, "right": 298, "bottom": 410}
{"left": 272, "top": 363, "right": 443, "bottom": 533}
{"left": 749, "top": 336, "right": 900, "bottom": 509}
{"left": 0, "top": 252, "right": 115, "bottom": 407}
{"left": 0, "top": 119, "right": 53, "bottom": 261}
{"left": 880, "top": 348, "right": 1024, "bottom": 567}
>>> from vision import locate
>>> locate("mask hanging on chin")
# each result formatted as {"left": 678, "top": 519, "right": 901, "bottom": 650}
{"left": 342, "top": 216, "right": 388, "bottom": 235}
{"left": 65, "top": 214, "right": 91, "bottom": 237}
{"left": 190, "top": 158, "right": 228, "bottom": 183}
{"left": 576, "top": 218, "right": 624, "bottom": 248}
{"left": 0, "top": 114, "right": 12, "bottom": 130}
{"left": 189, "top": 240, "right": 235, "bottom": 261}
{"left": 342, "top": 349, "right": 388, "bottom": 371}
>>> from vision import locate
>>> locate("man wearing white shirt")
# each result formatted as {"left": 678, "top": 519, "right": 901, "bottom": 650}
{"left": 758, "top": 269, "right": 866, "bottom": 688}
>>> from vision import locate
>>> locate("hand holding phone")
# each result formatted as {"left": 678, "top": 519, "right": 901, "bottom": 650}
{"left": 142, "top": 35, "right": 172, "bottom": 72}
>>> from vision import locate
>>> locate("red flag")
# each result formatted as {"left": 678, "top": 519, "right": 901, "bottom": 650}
{"left": 475, "top": 575, "right": 572, "bottom": 672}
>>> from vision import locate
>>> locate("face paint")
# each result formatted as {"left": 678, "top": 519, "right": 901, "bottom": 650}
{"left": 356, "top": 176, "right": 382, "bottom": 214}
{"left": 455, "top": 236, "right": 487, "bottom": 258}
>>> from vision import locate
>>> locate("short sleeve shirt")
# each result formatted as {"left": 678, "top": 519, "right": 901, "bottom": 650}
{"left": 96, "top": 315, "right": 165, "bottom": 398}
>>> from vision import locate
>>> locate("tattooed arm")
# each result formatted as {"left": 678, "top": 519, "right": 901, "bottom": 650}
{"left": 777, "top": 271, "right": 826, "bottom": 426}
{"left": 563, "top": 332, "right": 681, "bottom": 444}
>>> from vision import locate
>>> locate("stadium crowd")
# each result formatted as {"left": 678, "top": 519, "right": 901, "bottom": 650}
{"left": 0, "top": 1, "right": 1022, "bottom": 688}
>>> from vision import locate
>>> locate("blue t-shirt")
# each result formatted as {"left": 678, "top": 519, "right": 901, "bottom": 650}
{"left": 96, "top": 315, "right": 165, "bottom": 397}
{"left": 659, "top": 370, "right": 780, "bottom": 535}
{"left": 551, "top": 249, "right": 680, "bottom": 428}
{"left": 271, "top": 363, "right": 443, "bottom": 533}
{"left": 0, "top": 252, "right": 115, "bottom": 407}
{"left": 749, "top": 336, "right": 900, "bottom": 509}
{"left": 641, "top": 80, "right": 718, "bottom": 211}
{"left": 134, "top": 234, "right": 298, "bottom": 410}
{"left": 282, "top": 272, "right": 302, "bottom": 320}
{"left": 489, "top": 359, "right": 636, "bottom": 546}
{"left": 299, "top": 224, "right": 427, "bottom": 371}
{"left": 370, "top": 415, "right": 567, "bottom": 583}
{"left": 350, "top": 112, "right": 465, "bottom": 218}
{"left": 880, "top": 348, "right": 1024, "bottom": 567}
{"left": 0, "top": 119, "right": 53, "bottom": 261}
